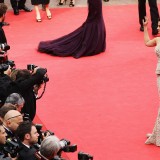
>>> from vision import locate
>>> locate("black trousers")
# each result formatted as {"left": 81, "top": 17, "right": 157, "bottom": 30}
{"left": 10, "top": 0, "right": 26, "bottom": 10}
{"left": 138, "top": 0, "right": 159, "bottom": 31}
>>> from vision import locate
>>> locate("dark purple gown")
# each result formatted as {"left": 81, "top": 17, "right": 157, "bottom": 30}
{"left": 38, "top": 0, "right": 106, "bottom": 59}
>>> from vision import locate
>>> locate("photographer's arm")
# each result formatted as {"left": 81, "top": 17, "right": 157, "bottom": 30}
{"left": 17, "top": 68, "right": 47, "bottom": 91}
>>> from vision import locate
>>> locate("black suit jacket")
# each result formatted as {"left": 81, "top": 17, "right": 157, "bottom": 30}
{"left": 4, "top": 127, "right": 15, "bottom": 140}
{"left": 18, "top": 142, "right": 37, "bottom": 160}
{"left": 0, "top": 22, "right": 7, "bottom": 44}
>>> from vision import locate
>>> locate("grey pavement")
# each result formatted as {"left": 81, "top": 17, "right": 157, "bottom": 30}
{"left": 4, "top": 0, "right": 160, "bottom": 10}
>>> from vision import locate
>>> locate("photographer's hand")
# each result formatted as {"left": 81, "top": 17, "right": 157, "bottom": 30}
{"left": 4, "top": 65, "right": 11, "bottom": 76}
{"left": 7, "top": 153, "right": 18, "bottom": 160}
{"left": 32, "top": 67, "right": 40, "bottom": 75}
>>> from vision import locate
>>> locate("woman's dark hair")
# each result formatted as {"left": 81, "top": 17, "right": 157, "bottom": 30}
{"left": 10, "top": 69, "right": 31, "bottom": 81}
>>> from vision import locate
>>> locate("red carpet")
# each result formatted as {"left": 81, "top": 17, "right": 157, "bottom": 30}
{"left": 4, "top": 4, "right": 160, "bottom": 160}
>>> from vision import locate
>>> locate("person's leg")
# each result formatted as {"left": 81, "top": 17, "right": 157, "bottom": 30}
{"left": 10, "top": 0, "right": 19, "bottom": 15}
{"left": 148, "top": 0, "right": 159, "bottom": 35}
{"left": 34, "top": 5, "right": 41, "bottom": 22}
{"left": 138, "top": 0, "right": 146, "bottom": 31}
{"left": 18, "top": 0, "right": 32, "bottom": 12}
{"left": 69, "top": 0, "right": 75, "bottom": 7}
{"left": 45, "top": 4, "right": 51, "bottom": 19}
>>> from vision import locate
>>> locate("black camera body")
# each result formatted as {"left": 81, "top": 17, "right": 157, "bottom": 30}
{"left": 23, "top": 113, "right": 30, "bottom": 121}
{"left": 3, "top": 138, "right": 21, "bottom": 158}
{"left": 59, "top": 139, "right": 77, "bottom": 153}
{"left": 0, "top": 60, "right": 16, "bottom": 75}
{"left": 5, "top": 60, "right": 15, "bottom": 69}
{"left": 78, "top": 152, "right": 93, "bottom": 160}
{"left": 0, "top": 64, "right": 9, "bottom": 74}
{"left": 35, "top": 124, "right": 54, "bottom": 144}
{"left": 56, "top": 139, "right": 77, "bottom": 159}
{"left": 27, "top": 64, "right": 37, "bottom": 71}
{"left": 0, "top": 43, "right": 10, "bottom": 52}
{"left": 27, "top": 64, "right": 49, "bottom": 83}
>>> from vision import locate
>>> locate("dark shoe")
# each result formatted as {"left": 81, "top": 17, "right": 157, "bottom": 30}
{"left": 58, "top": 0, "right": 66, "bottom": 5}
{"left": 20, "top": 6, "right": 32, "bottom": 12}
{"left": 2, "top": 22, "right": 10, "bottom": 26}
{"left": 140, "top": 26, "right": 144, "bottom": 32}
{"left": 69, "top": 0, "right": 75, "bottom": 7}
{"left": 152, "top": 29, "right": 158, "bottom": 35}
{"left": 14, "top": 9, "right": 19, "bottom": 15}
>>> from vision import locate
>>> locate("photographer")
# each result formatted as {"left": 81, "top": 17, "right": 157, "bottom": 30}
{"left": 0, "top": 64, "right": 12, "bottom": 107}
{"left": 0, "top": 121, "right": 17, "bottom": 160}
{"left": 0, "top": 3, "right": 7, "bottom": 45}
{"left": 0, "top": 3, "right": 10, "bottom": 63}
{"left": 9, "top": 67, "right": 47, "bottom": 121}
{"left": 0, "top": 66, "right": 47, "bottom": 120}
{"left": 37, "top": 135, "right": 61, "bottom": 160}
{"left": 5, "top": 93, "right": 25, "bottom": 112}
{"left": 16, "top": 121, "right": 39, "bottom": 160}
{"left": 3, "top": 110, "right": 23, "bottom": 139}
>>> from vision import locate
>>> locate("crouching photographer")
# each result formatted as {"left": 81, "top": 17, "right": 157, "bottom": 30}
{"left": 3, "top": 66, "right": 48, "bottom": 121}
{"left": 0, "top": 3, "right": 10, "bottom": 64}
{"left": 0, "top": 121, "right": 17, "bottom": 160}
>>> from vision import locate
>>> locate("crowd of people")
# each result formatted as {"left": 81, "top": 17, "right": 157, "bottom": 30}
{"left": 1, "top": 0, "right": 160, "bottom": 159}
{"left": 0, "top": 1, "right": 95, "bottom": 159}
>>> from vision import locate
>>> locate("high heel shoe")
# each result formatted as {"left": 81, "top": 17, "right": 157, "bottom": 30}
{"left": 36, "top": 18, "right": 42, "bottom": 22}
{"left": 47, "top": 14, "right": 52, "bottom": 20}
{"left": 58, "top": 0, "right": 66, "bottom": 5}
{"left": 69, "top": 0, "right": 75, "bottom": 7}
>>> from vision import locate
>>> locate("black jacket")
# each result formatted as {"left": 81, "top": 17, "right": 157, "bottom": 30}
{"left": 18, "top": 142, "right": 37, "bottom": 160}
{"left": 16, "top": 68, "right": 46, "bottom": 120}
{"left": 0, "top": 22, "right": 7, "bottom": 44}
{"left": 0, "top": 75, "right": 12, "bottom": 105}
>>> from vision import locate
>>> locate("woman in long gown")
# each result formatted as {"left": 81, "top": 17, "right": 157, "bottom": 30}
{"left": 143, "top": 17, "right": 160, "bottom": 146}
{"left": 38, "top": 0, "right": 106, "bottom": 58}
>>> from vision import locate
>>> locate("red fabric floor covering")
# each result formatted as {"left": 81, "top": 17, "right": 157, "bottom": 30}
{"left": 4, "top": 4, "right": 160, "bottom": 160}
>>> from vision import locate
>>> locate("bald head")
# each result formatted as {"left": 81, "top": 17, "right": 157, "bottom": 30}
{"left": 4, "top": 110, "right": 23, "bottom": 132}
{"left": 4, "top": 110, "right": 22, "bottom": 121}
